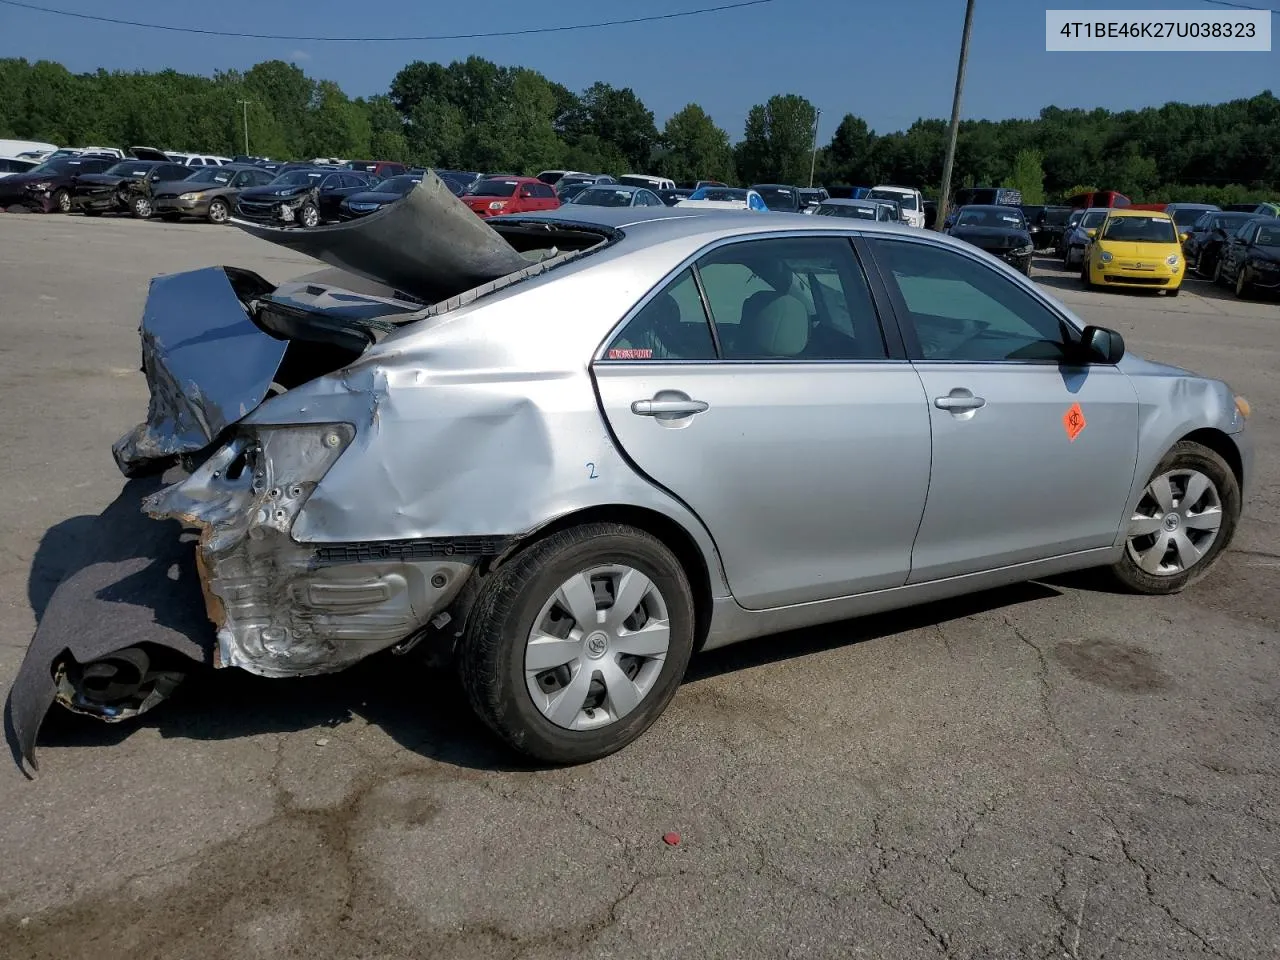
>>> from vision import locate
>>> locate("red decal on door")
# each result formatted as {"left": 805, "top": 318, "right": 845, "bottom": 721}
{"left": 608, "top": 348, "right": 653, "bottom": 360}
{"left": 1063, "top": 402, "right": 1086, "bottom": 441}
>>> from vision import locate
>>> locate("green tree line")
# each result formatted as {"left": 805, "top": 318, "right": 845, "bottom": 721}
{"left": 1, "top": 56, "right": 1277, "bottom": 203}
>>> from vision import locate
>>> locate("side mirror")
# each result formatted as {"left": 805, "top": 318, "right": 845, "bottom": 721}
{"left": 1179, "top": 232, "right": 1189, "bottom": 243}
{"left": 1079, "top": 325, "right": 1125, "bottom": 365}
{"left": 1085, "top": 228, "right": 1097, "bottom": 238}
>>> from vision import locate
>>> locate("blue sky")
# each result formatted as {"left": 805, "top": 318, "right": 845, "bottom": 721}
{"left": 1, "top": 0, "right": 1276, "bottom": 140}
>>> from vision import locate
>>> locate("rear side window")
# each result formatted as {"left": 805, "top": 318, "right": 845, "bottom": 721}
{"left": 604, "top": 269, "right": 717, "bottom": 361}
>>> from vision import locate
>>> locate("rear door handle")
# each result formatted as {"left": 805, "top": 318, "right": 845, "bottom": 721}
{"left": 934, "top": 391, "right": 986, "bottom": 411}
{"left": 631, "top": 398, "right": 709, "bottom": 417}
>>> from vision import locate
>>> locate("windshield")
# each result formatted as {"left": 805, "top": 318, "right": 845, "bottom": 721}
{"left": 618, "top": 175, "right": 657, "bottom": 188}
{"left": 376, "top": 176, "right": 420, "bottom": 194}
{"left": 1256, "top": 225, "right": 1280, "bottom": 247}
{"left": 694, "top": 188, "right": 747, "bottom": 201}
{"left": 471, "top": 179, "right": 519, "bottom": 198}
{"left": 571, "top": 187, "right": 635, "bottom": 207}
{"left": 868, "top": 188, "right": 917, "bottom": 210}
{"left": 956, "top": 208, "right": 1024, "bottom": 228}
{"left": 816, "top": 203, "right": 877, "bottom": 220}
{"left": 1172, "top": 207, "right": 1212, "bottom": 227}
{"left": 1081, "top": 211, "right": 1108, "bottom": 228}
{"left": 104, "top": 163, "right": 154, "bottom": 178}
{"left": 272, "top": 170, "right": 325, "bottom": 186}
{"left": 186, "top": 167, "right": 234, "bottom": 184}
{"left": 28, "top": 157, "right": 81, "bottom": 174}
{"left": 1213, "top": 213, "right": 1257, "bottom": 231}
{"left": 1043, "top": 207, "right": 1071, "bottom": 225}
{"left": 1101, "top": 215, "right": 1178, "bottom": 243}
{"left": 754, "top": 187, "right": 798, "bottom": 211}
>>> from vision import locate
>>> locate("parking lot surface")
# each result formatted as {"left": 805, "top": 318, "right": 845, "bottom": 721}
{"left": 1, "top": 215, "right": 1277, "bottom": 960}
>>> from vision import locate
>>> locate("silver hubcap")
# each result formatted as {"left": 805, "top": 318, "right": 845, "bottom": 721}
{"left": 210, "top": 202, "right": 227, "bottom": 222}
{"left": 525, "top": 564, "right": 670, "bottom": 731}
{"left": 302, "top": 207, "right": 318, "bottom": 227}
{"left": 1126, "top": 469, "right": 1223, "bottom": 576}
{"left": 57, "top": 193, "right": 70, "bottom": 211}
{"left": 136, "top": 199, "right": 150, "bottom": 217}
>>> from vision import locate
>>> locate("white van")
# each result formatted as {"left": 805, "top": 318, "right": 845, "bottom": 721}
{"left": 0, "top": 139, "right": 58, "bottom": 160}
{"left": 867, "top": 184, "right": 926, "bottom": 228}
{"left": 618, "top": 174, "right": 676, "bottom": 192}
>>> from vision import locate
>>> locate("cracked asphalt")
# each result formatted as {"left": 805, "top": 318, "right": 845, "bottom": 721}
{"left": 0, "top": 215, "right": 1277, "bottom": 960}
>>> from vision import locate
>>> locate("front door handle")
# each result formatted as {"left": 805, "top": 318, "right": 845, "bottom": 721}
{"left": 934, "top": 390, "right": 986, "bottom": 412}
{"left": 631, "top": 398, "right": 709, "bottom": 417}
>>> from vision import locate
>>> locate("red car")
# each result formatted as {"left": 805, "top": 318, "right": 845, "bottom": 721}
{"left": 462, "top": 176, "right": 560, "bottom": 218}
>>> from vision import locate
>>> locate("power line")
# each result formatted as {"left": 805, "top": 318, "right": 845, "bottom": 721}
{"left": 1198, "top": 0, "right": 1280, "bottom": 13}
{"left": 0, "top": 0, "right": 781, "bottom": 41}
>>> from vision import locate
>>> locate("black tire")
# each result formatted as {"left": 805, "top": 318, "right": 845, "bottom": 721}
{"left": 298, "top": 202, "right": 320, "bottom": 228}
{"left": 52, "top": 189, "right": 71, "bottom": 213}
{"left": 1235, "top": 269, "right": 1252, "bottom": 300}
{"left": 1165, "top": 286, "right": 1181, "bottom": 297}
{"left": 207, "top": 198, "right": 229, "bottom": 224}
{"left": 1212, "top": 257, "right": 1226, "bottom": 287}
{"left": 460, "top": 523, "right": 696, "bottom": 764}
{"left": 81, "top": 207, "right": 103, "bottom": 217}
{"left": 1108, "top": 440, "right": 1240, "bottom": 595}
{"left": 1080, "top": 259, "right": 1093, "bottom": 289}
{"left": 131, "top": 195, "right": 153, "bottom": 219}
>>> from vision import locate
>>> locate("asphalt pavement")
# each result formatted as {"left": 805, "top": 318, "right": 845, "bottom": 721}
{"left": 0, "top": 215, "right": 1277, "bottom": 960}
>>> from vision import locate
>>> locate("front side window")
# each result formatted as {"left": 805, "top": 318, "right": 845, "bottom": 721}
{"left": 871, "top": 238, "right": 1073, "bottom": 363}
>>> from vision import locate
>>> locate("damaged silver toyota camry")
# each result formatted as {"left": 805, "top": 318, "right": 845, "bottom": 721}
{"left": 8, "top": 172, "right": 1253, "bottom": 771}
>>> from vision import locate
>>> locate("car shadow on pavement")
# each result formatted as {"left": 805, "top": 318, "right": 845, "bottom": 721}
{"left": 687, "top": 581, "right": 1061, "bottom": 682}
{"left": 12, "top": 483, "right": 1071, "bottom": 775}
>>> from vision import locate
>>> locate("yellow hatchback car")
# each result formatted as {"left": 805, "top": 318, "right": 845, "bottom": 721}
{"left": 1081, "top": 209, "right": 1185, "bottom": 296}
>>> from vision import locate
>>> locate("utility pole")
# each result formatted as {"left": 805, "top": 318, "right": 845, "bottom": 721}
{"left": 808, "top": 107, "right": 822, "bottom": 188}
{"left": 236, "top": 99, "right": 255, "bottom": 156}
{"left": 935, "top": 0, "right": 975, "bottom": 231}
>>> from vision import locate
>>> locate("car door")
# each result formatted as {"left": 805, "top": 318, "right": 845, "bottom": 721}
{"left": 592, "top": 234, "right": 931, "bottom": 610}
{"left": 1222, "top": 222, "right": 1256, "bottom": 281}
{"left": 864, "top": 236, "right": 1139, "bottom": 582}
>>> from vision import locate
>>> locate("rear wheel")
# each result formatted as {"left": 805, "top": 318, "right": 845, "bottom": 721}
{"left": 460, "top": 523, "right": 695, "bottom": 764}
{"left": 207, "top": 198, "right": 229, "bottom": 224}
{"left": 1212, "top": 257, "right": 1226, "bottom": 287}
{"left": 1108, "top": 440, "right": 1239, "bottom": 595}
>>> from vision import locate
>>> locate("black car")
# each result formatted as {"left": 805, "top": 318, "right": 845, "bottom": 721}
{"left": 751, "top": 183, "right": 802, "bottom": 212}
{"left": 235, "top": 169, "right": 376, "bottom": 227}
{"left": 1184, "top": 211, "right": 1260, "bottom": 278}
{"left": 1221, "top": 203, "right": 1260, "bottom": 213}
{"left": 337, "top": 174, "right": 424, "bottom": 220}
{"left": 1020, "top": 204, "right": 1072, "bottom": 251}
{"left": 1215, "top": 216, "right": 1280, "bottom": 298}
{"left": 657, "top": 188, "right": 693, "bottom": 206}
{"left": 70, "top": 160, "right": 193, "bottom": 218}
{"left": 797, "top": 187, "right": 829, "bottom": 211}
{"left": 945, "top": 204, "right": 1035, "bottom": 274}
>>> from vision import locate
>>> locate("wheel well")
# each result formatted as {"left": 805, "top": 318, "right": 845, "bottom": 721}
{"left": 1181, "top": 428, "right": 1243, "bottom": 490}
{"left": 505, "top": 505, "right": 716, "bottom": 652}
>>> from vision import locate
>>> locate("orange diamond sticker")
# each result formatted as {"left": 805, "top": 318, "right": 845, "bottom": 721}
{"left": 1063, "top": 402, "right": 1086, "bottom": 442}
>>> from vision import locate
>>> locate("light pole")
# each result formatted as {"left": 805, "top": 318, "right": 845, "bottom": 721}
{"left": 236, "top": 99, "right": 255, "bottom": 156}
{"left": 935, "top": 0, "right": 976, "bottom": 231}
{"left": 808, "top": 107, "right": 822, "bottom": 188}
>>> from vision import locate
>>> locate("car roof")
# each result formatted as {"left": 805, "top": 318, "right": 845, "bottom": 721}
{"left": 958, "top": 204, "right": 1023, "bottom": 213}
{"left": 821, "top": 198, "right": 878, "bottom": 206}
{"left": 752, "top": 183, "right": 798, "bottom": 190}
{"left": 582, "top": 183, "right": 645, "bottom": 192}
{"left": 1106, "top": 208, "right": 1174, "bottom": 219}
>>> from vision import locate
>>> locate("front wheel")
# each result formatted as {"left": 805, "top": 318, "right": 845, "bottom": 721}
{"left": 81, "top": 207, "right": 103, "bottom": 217}
{"left": 1212, "top": 257, "right": 1226, "bottom": 287}
{"left": 1080, "top": 260, "right": 1093, "bottom": 289}
{"left": 131, "top": 196, "right": 153, "bottom": 219}
{"left": 298, "top": 202, "right": 320, "bottom": 228}
{"left": 460, "top": 523, "right": 696, "bottom": 764}
{"left": 207, "top": 198, "right": 229, "bottom": 224}
{"left": 52, "top": 189, "right": 72, "bottom": 213}
{"left": 1165, "top": 286, "right": 1181, "bottom": 297}
{"left": 1109, "top": 440, "right": 1240, "bottom": 595}
{"left": 1235, "top": 270, "right": 1252, "bottom": 299}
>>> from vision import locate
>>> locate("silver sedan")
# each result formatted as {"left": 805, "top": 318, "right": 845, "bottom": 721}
{"left": 10, "top": 182, "right": 1253, "bottom": 769}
